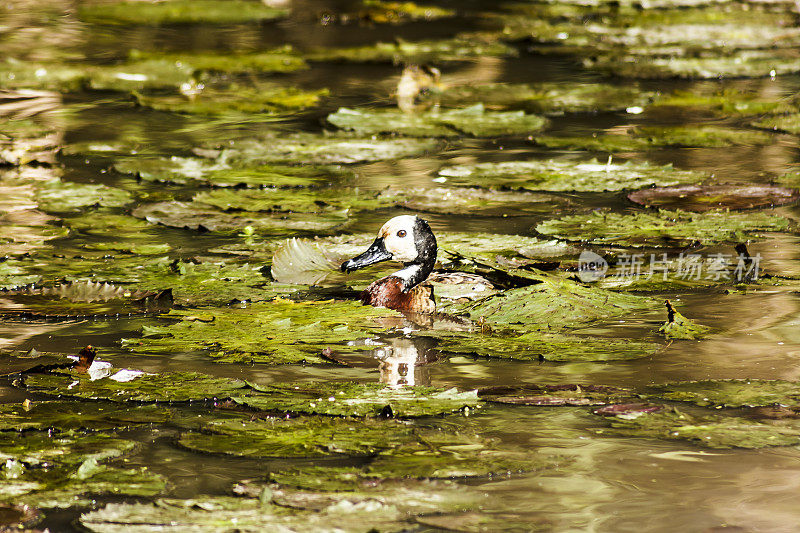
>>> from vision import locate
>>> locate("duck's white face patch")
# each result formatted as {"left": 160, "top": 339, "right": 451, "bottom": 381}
{"left": 379, "top": 215, "right": 418, "bottom": 262}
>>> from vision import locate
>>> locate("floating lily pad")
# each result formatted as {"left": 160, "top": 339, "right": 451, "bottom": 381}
{"left": 34, "top": 180, "right": 132, "bottom": 213}
{"left": 133, "top": 85, "right": 328, "bottom": 116}
{"left": 536, "top": 209, "right": 791, "bottom": 247}
{"left": 0, "top": 59, "right": 86, "bottom": 92}
{"left": 424, "top": 329, "right": 660, "bottom": 362}
{"left": 305, "top": 38, "right": 516, "bottom": 63}
{"left": 126, "top": 46, "right": 307, "bottom": 74}
{"left": 132, "top": 200, "right": 348, "bottom": 233}
{"left": 752, "top": 113, "right": 800, "bottom": 134}
{"left": 440, "top": 82, "right": 654, "bottom": 114}
{"left": 113, "top": 156, "right": 348, "bottom": 187}
{"left": 81, "top": 495, "right": 403, "bottom": 532}
{"left": 398, "top": 186, "right": 557, "bottom": 215}
{"left": 438, "top": 159, "right": 706, "bottom": 192}
{"left": 440, "top": 272, "right": 655, "bottom": 329}
{"left": 201, "top": 134, "right": 442, "bottom": 165}
{"left": 78, "top": 1, "right": 288, "bottom": 25}
{"left": 86, "top": 59, "right": 195, "bottom": 92}
{"left": 478, "top": 384, "right": 631, "bottom": 406}
{"left": 179, "top": 416, "right": 417, "bottom": 458}
{"left": 0, "top": 401, "right": 171, "bottom": 432}
{"left": 534, "top": 126, "right": 773, "bottom": 151}
{"left": 22, "top": 370, "right": 247, "bottom": 402}
{"left": 179, "top": 416, "right": 555, "bottom": 478}
{"left": 628, "top": 184, "right": 800, "bottom": 212}
{"left": 327, "top": 104, "right": 547, "bottom": 138}
{"left": 0, "top": 432, "right": 165, "bottom": 507}
{"left": 646, "top": 379, "right": 800, "bottom": 408}
{"left": 653, "top": 89, "right": 795, "bottom": 117}
{"left": 358, "top": 0, "right": 455, "bottom": 24}
{"left": 121, "top": 299, "right": 400, "bottom": 364}
{"left": 235, "top": 381, "right": 479, "bottom": 417}
{"left": 594, "top": 406, "right": 800, "bottom": 449}
{"left": 587, "top": 50, "right": 800, "bottom": 79}
{"left": 193, "top": 187, "right": 395, "bottom": 214}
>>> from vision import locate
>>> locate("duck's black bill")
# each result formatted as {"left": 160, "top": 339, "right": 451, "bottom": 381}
{"left": 341, "top": 238, "right": 392, "bottom": 272}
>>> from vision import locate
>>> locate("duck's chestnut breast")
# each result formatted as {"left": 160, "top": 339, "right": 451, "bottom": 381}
{"left": 361, "top": 276, "right": 435, "bottom": 314}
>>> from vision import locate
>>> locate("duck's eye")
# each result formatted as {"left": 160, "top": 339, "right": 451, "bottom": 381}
{"left": 397, "top": 230, "right": 407, "bottom": 238}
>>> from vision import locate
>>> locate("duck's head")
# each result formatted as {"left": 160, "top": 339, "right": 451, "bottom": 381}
{"left": 341, "top": 215, "right": 437, "bottom": 291}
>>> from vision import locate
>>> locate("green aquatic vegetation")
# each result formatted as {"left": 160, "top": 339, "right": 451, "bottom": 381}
{"left": 440, "top": 82, "right": 654, "bottom": 114}
{"left": 631, "top": 184, "right": 800, "bottom": 212}
{"left": 193, "top": 187, "right": 396, "bottom": 214}
{"left": 3, "top": 254, "right": 283, "bottom": 305}
{"left": 752, "top": 113, "right": 800, "bottom": 134}
{"left": 132, "top": 200, "right": 349, "bottom": 233}
{"left": 423, "top": 329, "right": 660, "bottom": 362}
{"left": 179, "top": 416, "right": 417, "bottom": 458}
{"left": 77, "top": 0, "right": 288, "bottom": 25}
{"left": 534, "top": 126, "right": 772, "bottom": 152}
{"left": 0, "top": 262, "right": 40, "bottom": 290}
{"left": 179, "top": 417, "right": 556, "bottom": 478}
{"left": 0, "top": 401, "right": 171, "bottom": 432}
{"left": 34, "top": 180, "right": 132, "bottom": 213}
{"left": 440, "top": 272, "right": 655, "bottom": 329}
{"left": 358, "top": 0, "right": 455, "bottom": 23}
{"left": 133, "top": 85, "right": 329, "bottom": 116}
{"left": 122, "top": 299, "right": 400, "bottom": 364}
{"left": 127, "top": 46, "right": 307, "bottom": 74}
{"left": 202, "top": 134, "right": 442, "bottom": 165}
{"left": 23, "top": 371, "right": 247, "bottom": 402}
{"left": 646, "top": 379, "right": 800, "bottom": 408}
{"left": 437, "top": 159, "right": 706, "bottom": 192}
{"left": 86, "top": 59, "right": 195, "bottom": 91}
{"left": 658, "top": 300, "right": 711, "bottom": 340}
{"left": 81, "top": 495, "right": 403, "bottom": 532}
{"left": 397, "top": 187, "right": 557, "bottom": 215}
{"left": 305, "top": 37, "right": 517, "bottom": 63}
{"left": 0, "top": 432, "right": 165, "bottom": 507}
{"left": 113, "top": 156, "right": 348, "bottom": 187}
{"left": 327, "top": 104, "right": 547, "bottom": 138}
{"left": 536, "top": 209, "right": 791, "bottom": 247}
{"left": 235, "top": 381, "right": 479, "bottom": 417}
{"left": 0, "top": 59, "right": 86, "bottom": 91}
{"left": 478, "top": 384, "right": 632, "bottom": 406}
{"left": 653, "top": 89, "right": 795, "bottom": 117}
{"left": 587, "top": 49, "right": 800, "bottom": 79}
{"left": 82, "top": 242, "right": 172, "bottom": 255}
{"left": 595, "top": 406, "right": 800, "bottom": 449}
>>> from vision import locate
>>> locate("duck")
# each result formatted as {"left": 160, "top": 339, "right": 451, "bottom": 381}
{"left": 341, "top": 214, "right": 437, "bottom": 313}
{"left": 396, "top": 64, "right": 443, "bottom": 113}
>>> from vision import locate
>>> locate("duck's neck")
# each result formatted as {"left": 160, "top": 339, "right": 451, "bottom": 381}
{"left": 393, "top": 259, "right": 435, "bottom": 293}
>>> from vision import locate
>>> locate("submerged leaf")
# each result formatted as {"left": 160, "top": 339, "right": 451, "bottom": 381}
{"left": 479, "top": 384, "right": 631, "bottom": 406}
{"left": 0, "top": 401, "right": 171, "bottom": 432}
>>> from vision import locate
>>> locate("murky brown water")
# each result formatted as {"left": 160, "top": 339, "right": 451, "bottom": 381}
{"left": 4, "top": 0, "right": 800, "bottom": 531}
